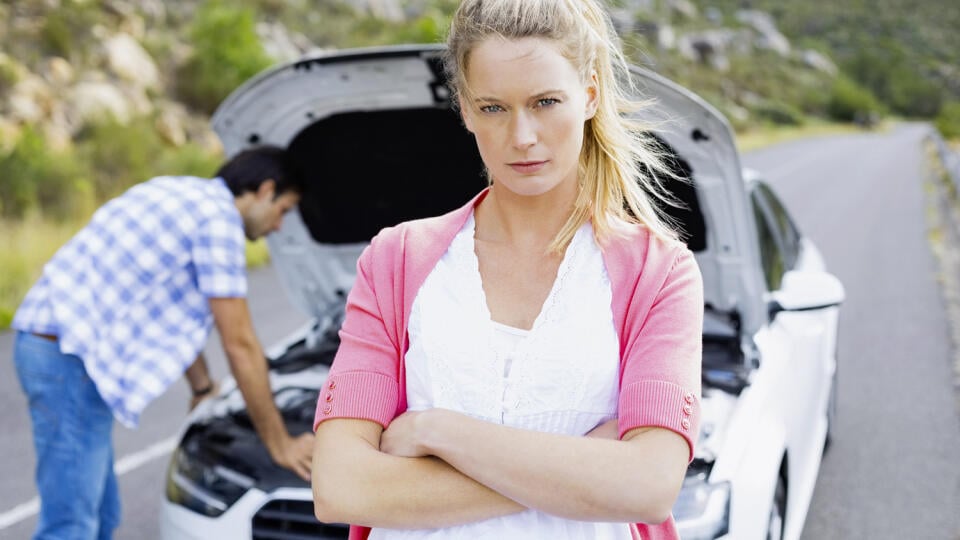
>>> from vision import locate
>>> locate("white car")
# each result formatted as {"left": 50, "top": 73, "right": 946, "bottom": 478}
{"left": 160, "top": 45, "right": 843, "bottom": 540}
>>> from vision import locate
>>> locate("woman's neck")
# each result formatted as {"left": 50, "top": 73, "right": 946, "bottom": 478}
{"left": 475, "top": 181, "right": 578, "bottom": 250}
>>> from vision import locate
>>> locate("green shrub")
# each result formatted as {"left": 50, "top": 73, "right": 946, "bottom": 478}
{"left": 77, "top": 118, "right": 163, "bottom": 200}
{"left": 0, "top": 127, "right": 92, "bottom": 221}
{"left": 888, "top": 75, "right": 943, "bottom": 118}
{"left": 936, "top": 102, "right": 960, "bottom": 139}
{"left": 40, "top": 12, "right": 73, "bottom": 59}
{"left": 156, "top": 143, "right": 223, "bottom": 179}
{"left": 38, "top": 0, "right": 101, "bottom": 61}
{"left": 176, "top": 1, "right": 273, "bottom": 114}
{"left": 0, "top": 307, "right": 12, "bottom": 329}
{"left": 753, "top": 101, "right": 806, "bottom": 126}
{"left": 0, "top": 58, "right": 20, "bottom": 95}
{"left": 77, "top": 117, "right": 223, "bottom": 200}
{"left": 827, "top": 76, "right": 883, "bottom": 123}
{"left": 347, "top": 12, "right": 446, "bottom": 46}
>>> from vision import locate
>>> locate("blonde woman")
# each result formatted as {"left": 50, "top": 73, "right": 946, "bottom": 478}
{"left": 312, "top": 1, "right": 703, "bottom": 538}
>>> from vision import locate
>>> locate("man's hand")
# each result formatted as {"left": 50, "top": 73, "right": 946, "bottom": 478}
{"left": 273, "top": 432, "right": 315, "bottom": 481}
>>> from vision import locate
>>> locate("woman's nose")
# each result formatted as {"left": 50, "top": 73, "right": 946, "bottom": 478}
{"left": 509, "top": 112, "right": 537, "bottom": 149}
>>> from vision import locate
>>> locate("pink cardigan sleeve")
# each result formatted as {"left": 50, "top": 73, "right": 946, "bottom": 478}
{"left": 617, "top": 246, "right": 704, "bottom": 462}
{"left": 313, "top": 232, "right": 402, "bottom": 431}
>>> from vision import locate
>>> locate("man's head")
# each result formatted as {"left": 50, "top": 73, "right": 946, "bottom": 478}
{"left": 217, "top": 146, "right": 302, "bottom": 240}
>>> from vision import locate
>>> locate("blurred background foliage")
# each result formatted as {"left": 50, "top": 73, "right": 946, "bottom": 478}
{"left": 0, "top": 0, "right": 957, "bottom": 326}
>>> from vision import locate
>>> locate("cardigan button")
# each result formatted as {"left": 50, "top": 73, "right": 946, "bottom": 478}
{"left": 683, "top": 404, "right": 693, "bottom": 415}
{"left": 684, "top": 392, "right": 695, "bottom": 404}
{"left": 681, "top": 418, "right": 691, "bottom": 430}
{"left": 325, "top": 393, "right": 334, "bottom": 403}
{"left": 323, "top": 405, "right": 332, "bottom": 415}
{"left": 328, "top": 380, "right": 337, "bottom": 390}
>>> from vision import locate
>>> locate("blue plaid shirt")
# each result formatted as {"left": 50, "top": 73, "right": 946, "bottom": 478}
{"left": 13, "top": 176, "right": 247, "bottom": 428}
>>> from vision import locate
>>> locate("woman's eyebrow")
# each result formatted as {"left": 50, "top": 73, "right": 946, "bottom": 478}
{"left": 473, "top": 90, "right": 568, "bottom": 103}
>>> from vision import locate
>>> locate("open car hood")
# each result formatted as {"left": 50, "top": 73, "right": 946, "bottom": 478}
{"left": 211, "top": 45, "right": 766, "bottom": 336}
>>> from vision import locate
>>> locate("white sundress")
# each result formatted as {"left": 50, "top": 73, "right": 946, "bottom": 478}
{"left": 369, "top": 213, "right": 633, "bottom": 540}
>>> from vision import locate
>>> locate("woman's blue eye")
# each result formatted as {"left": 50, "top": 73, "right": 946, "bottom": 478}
{"left": 537, "top": 98, "right": 560, "bottom": 107}
{"left": 479, "top": 104, "right": 504, "bottom": 113}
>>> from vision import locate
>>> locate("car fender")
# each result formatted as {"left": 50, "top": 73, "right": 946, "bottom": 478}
{"left": 728, "top": 412, "right": 787, "bottom": 539}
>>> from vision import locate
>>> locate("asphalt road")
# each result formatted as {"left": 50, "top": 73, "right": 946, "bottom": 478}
{"left": 1, "top": 123, "right": 958, "bottom": 539}
{"left": 743, "top": 123, "right": 960, "bottom": 539}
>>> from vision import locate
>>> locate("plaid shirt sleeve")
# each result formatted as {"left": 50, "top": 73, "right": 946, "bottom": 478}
{"left": 192, "top": 201, "right": 247, "bottom": 298}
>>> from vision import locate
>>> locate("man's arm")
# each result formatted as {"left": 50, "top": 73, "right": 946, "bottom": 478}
{"left": 209, "top": 297, "right": 313, "bottom": 480}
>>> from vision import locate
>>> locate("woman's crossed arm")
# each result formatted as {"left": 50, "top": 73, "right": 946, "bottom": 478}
{"left": 311, "top": 413, "right": 688, "bottom": 529}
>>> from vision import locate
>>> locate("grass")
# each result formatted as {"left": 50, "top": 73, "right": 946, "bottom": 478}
{"left": 734, "top": 119, "right": 886, "bottom": 152}
{"left": 245, "top": 238, "right": 272, "bottom": 268}
{"left": 0, "top": 217, "right": 273, "bottom": 330}
{"left": 0, "top": 217, "right": 80, "bottom": 328}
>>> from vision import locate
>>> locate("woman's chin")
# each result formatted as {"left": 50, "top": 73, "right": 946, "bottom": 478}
{"left": 492, "top": 176, "right": 571, "bottom": 199}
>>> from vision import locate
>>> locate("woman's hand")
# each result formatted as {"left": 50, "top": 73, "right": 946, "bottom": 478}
{"left": 381, "top": 409, "right": 441, "bottom": 457}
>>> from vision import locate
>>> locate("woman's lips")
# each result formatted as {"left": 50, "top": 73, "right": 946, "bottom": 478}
{"left": 508, "top": 160, "right": 548, "bottom": 174}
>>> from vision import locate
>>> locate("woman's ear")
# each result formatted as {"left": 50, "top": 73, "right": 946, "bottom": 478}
{"left": 584, "top": 70, "right": 600, "bottom": 120}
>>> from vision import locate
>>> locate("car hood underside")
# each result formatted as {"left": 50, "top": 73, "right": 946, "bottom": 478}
{"left": 212, "top": 45, "right": 766, "bottom": 336}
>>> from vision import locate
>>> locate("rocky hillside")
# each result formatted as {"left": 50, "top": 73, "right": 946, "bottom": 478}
{"left": 0, "top": 0, "right": 954, "bottom": 221}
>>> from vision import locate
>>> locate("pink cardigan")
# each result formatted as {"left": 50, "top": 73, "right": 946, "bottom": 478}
{"left": 314, "top": 189, "right": 703, "bottom": 540}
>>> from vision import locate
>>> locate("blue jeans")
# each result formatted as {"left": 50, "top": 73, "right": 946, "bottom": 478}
{"left": 14, "top": 332, "right": 120, "bottom": 540}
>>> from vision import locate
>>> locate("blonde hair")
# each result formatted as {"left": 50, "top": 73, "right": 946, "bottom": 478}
{"left": 444, "top": 0, "right": 682, "bottom": 252}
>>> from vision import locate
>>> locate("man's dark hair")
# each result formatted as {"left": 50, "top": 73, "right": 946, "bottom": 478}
{"left": 216, "top": 145, "right": 301, "bottom": 196}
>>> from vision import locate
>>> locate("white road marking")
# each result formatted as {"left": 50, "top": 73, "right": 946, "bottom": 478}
{"left": 114, "top": 436, "right": 178, "bottom": 476}
{"left": 0, "top": 499, "right": 39, "bottom": 530}
{"left": 0, "top": 435, "right": 178, "bottom": 531}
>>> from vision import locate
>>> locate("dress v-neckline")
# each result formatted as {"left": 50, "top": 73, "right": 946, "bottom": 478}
{"left": 464, "top": 212, "right": 584, "bottom": 334}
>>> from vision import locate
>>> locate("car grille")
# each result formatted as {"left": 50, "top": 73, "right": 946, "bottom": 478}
{"left": 252, "top": 499, "right": 349, "bottom": 540}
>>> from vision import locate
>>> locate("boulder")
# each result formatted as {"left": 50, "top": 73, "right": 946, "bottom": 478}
{"left": 668, "top": 0, "right": 698, "bottom": 21}
{"left": 736, "top": 10, "right": 791, "bottom": 57}
{"left": 155, "top": 103, "right": 188, "bottom": 147}
{"left": 42, "top": 56, "right": 75, "bottom": 86}
{"left": 257, "top": 22, "right": 314, "bottom": 63}
{"left": 705, "top": 6, "right": 723, "bottom": 25}
{"left": 657, "top": 24, "right": 677, "bottom": 50}
{"left": 678, "top": 30, "right": 742, "bottom": 71}
{"left": 119, "top": 13, "right": 146, "bottom": 41}
{"left": 800, "top": 49, "right": 838, "bottom": 75}
{"left": 67, "top": 80, "right": 132, "bottom": 129}
{"left": 42, "top": 121, "right": 73, "bottom": 152}
{"left": 120, "top": 81, "right": 154, "bottom": 117}
{"left": 343, "top": 0, "right": 405, "bottom": 22}
{"left": 103, "top": 33, "right": 160, "bottom": 90}
{"left": 0, "top": 116, "right": 22, "bottom": 153}
{"left": 8, "top": 75, "right": 54, "bottom": 124}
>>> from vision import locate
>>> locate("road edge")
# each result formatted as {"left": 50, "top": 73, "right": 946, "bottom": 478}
{"left": 922, "top": 132, "right": 960, "bottom": 415}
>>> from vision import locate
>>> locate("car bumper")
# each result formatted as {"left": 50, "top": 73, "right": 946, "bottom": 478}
{"left": 161, "top": 487, "right": 347, "bottom": 540}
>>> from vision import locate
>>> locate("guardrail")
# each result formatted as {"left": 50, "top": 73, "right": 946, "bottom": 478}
{"left": 928, "top": 126, "right": 960, "bottom": 193}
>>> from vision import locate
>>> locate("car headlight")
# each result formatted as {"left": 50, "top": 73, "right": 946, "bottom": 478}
{"left": 165, "top": 446, "right": 255, "bottom": 517}
{"left": 673, "top": 473, "right": 731, "bottom": 540}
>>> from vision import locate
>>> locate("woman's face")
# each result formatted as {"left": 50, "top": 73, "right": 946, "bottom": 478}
{"left": 459, "top": 37, "right": 598, "bottom": 198}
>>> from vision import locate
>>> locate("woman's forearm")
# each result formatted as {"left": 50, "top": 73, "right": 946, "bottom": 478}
{"left": 418, "top": 410, "right": 688, "bottom": 524}
{"left": 312, "top": 418, "right": 525, "bottom": 528}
